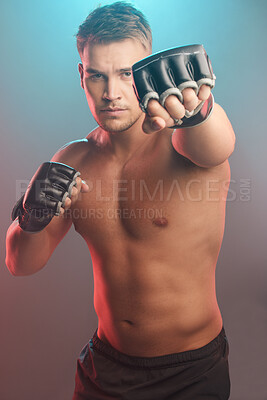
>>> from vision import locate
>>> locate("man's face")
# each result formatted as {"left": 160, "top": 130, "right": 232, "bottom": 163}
{"left": 78, "top": 39, "right": 150, "bottom": 133}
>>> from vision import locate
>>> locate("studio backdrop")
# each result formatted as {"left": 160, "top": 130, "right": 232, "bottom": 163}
{"left": 0, "top": 1, "right": 266, "bottom": 399}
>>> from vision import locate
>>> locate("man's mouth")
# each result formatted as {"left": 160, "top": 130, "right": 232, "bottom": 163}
{"left": 100, "top": 107, "right": 127, "bottom": 116}
{"left": 101, "top": 107, "right": 126, "bottom": 111}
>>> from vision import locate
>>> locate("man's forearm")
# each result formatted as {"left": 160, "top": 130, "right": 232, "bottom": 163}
{"left": 171, "top": 103, "right": 236, "bottom": 167}
{"left": 5, "top": 220, "right": 52, "bottom": 276}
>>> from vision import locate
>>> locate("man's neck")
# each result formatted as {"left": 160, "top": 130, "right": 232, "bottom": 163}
{"left": 92, "top": 116, "right": 156, "bottom": 163}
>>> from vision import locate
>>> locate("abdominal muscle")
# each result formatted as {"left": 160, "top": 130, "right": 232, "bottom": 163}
{"left": 89, "top": 239, "right": 223, "bottom": 357}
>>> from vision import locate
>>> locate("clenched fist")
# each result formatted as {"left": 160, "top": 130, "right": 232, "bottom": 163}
{"left": 12, "top": 162, "right": 89, "bottom": 233}
{"left": 132, "top": 44, "right": 215, "bottom": 133}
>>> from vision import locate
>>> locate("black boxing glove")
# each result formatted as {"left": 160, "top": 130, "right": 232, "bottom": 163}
{"left": 132, "top": 44, "right": 216, "bottom": 128}
{"left": 11, "top": 162, "right": 80, "bottom": 233}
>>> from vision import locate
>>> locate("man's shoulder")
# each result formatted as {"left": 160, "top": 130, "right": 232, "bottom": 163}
{"left": 51, "top": 138, "right": 90, "bottom": 166}
{"left": 50, "top": 127, "right": 110, "bottom": 171}
{"left": 58, "top": 138, "right": 89, "bottom": 152}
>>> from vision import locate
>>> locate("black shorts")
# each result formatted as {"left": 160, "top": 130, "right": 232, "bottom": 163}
{"left": 72, "top": 326, "right": 230, "bottom": 400}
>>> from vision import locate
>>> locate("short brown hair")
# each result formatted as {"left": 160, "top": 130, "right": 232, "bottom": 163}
{"left": 75, "top": 1, "right": 152, "bottom": 56}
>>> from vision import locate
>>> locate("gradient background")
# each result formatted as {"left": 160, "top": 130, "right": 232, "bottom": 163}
{"left": 1, "top": 0, "right": 266, "bottom": 399}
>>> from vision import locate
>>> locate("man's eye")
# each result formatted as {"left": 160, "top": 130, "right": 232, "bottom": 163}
{"left": 91, "top": 74, "right": 104, "bottom": 80}
{"left": 122, "top": 72, "right": 132, "bottom": 78}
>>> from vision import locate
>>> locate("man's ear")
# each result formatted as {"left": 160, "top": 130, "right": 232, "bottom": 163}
{"left": 78, "top": 63, "right": 84, "bottom": 89}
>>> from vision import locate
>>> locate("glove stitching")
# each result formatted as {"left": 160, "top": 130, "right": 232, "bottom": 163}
{"left": 134, "top": 50, "right": 203, "bottom": 71}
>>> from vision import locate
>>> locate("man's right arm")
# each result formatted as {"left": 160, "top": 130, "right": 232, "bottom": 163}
{"left": 5, "top": 211, "right": 72, "bottom": 276}
{"left": 5, "top": 141, "right": 89, "bottom": 276}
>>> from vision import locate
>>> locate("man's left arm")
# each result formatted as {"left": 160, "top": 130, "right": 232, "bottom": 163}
{"left": 171, "top": 100, "right": 236, "bottom": 168}
{"left": 132, "top": 45, "right": 236, "bottom": 168}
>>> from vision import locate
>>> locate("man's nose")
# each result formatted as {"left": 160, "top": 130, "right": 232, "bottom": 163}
{"left": 102, "top": 78, "right": 121, "bottom": 101}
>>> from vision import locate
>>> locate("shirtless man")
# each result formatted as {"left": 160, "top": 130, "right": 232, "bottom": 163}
{"left": 6, "top": 2, "right": 235, "bottom": 399}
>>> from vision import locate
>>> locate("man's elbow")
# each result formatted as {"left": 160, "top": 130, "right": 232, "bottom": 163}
{"left": 5, "top": 257, "right": 21, "bottom": 276}
{"left": 5, "top": 256, "right": 46, "bottom": 277}
{"left": 192, "top": 141, "right": 235, "bottom": 168}
{"left": 5, "top": 258, "right": 16, "bottom": 276}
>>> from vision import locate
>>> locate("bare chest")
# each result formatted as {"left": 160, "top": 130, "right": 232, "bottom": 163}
{"left": 71, "top": 146, "right": 227, "bottom": 242}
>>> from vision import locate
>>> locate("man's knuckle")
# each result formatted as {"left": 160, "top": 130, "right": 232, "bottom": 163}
{"left": 174, "top": 109, "right": 185, "bottom": 119}
{"left": 183, "top": 89, "right": 197, "bottom": 101}
{"left": 64, "top": 197, "right": 71, "bottom": 206}
{"left": 148, "top": 100, "right": 160, "bottom": 113}
{"left": 72, "top": 186, "right": 79, "bottom": 195}
{"left": 165, "top": 95, "right": 179, "bottom": 108}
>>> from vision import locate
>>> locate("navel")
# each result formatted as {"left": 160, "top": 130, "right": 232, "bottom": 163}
{"left": 123, "top": 319, "right": 134, "bottom": 326}
{"left": 152, "top": 217, "right": 168, "bottom": 227}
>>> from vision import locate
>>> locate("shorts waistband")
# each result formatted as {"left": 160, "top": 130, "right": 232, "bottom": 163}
{"left": 91, "top": 326, "right": 228, "bottom": 369}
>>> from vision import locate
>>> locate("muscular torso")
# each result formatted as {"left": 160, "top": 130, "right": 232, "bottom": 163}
{"left": 60, "top": 128, "right": 230, "bottom": 356}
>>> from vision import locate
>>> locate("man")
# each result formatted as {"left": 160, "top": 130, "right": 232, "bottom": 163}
{"left": 6, "top": 2, "right": 235, "bottom": 399}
